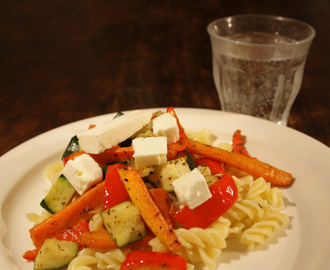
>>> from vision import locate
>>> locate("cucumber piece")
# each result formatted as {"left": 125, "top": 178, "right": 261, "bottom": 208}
{"left": 34, "top": 238, "right": 78, "bottom": 270}
{"left": 147, "top": 157, "right": 191, "bottom": 192}
{"left": 62, "top": 135, "right": 80, "bottom": 159}
{"left": 40, "top": 175, "right": 76, "bottom": 214}
{"left": 101, "top": 201, "right": 147, "bottom": 247}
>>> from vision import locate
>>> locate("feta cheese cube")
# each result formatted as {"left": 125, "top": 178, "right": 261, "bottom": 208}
{"left": 152, "top": 113, "right": 180, "bottom": 144}
{"left": 62, "top": 154, "right": 103, "bottom": 195}
{"left": 172, "top": 168, "right": 212, "bottom": 209}
{"left": 78, "top": 110, "right": 152, "bottom": 154}
{"left": 132, "top": 137, "right": 167, "bottom": 167}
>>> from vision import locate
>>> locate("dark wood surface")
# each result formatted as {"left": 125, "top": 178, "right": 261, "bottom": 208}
{"left": 1, "top": 0, "right": 329, "bottom": 157}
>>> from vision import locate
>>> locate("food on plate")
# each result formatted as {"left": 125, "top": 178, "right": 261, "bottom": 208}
{"left": 24, "top": 107, "right": 291, "bottom": 270}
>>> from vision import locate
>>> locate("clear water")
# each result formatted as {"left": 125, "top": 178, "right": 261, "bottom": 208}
{"left": 213, "top": 32, "right": 306, "bottom": 125}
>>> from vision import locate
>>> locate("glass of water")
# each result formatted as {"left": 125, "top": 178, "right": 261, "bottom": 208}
{"left": 207, "top": 14, "right": 315, "bottom": 125}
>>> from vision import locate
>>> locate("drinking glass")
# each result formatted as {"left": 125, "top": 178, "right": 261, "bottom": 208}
{"left": 207, "top": 14, "right": 315, "bottom": 125}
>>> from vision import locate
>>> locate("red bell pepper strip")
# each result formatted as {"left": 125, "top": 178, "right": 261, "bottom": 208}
{"left": 195, "top": 158, "right": 226, "bottom": 175}
{"left": 120, "top": 250, "right": 187, "bottom": 270}
{"left": 232, "top": 130, "right": 250, "bottom": 157}
{"left": 63, "top": 150, "right": 86, "bottom": 166}
{"left": 103, "top": 163, "right": 130, "bottom": 210}
{"left": 23, "top": 247, "right": 41, "bottom": 261}
{"left": 55, "top": 219, "right": 89, "bottom": 247}
{"left": 174, "top": 173, "right": 238, "bottom": 229}
{"left": 166, "top": 107, "right": 191, "bottom": 146}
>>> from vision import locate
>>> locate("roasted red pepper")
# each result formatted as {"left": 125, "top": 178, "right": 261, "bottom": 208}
{"left": 103, "top": 163, "right": 130, "bottom": 210}
{"left": 120, "top": 250, "right": 187, "bottom": 270}
{"left": 174, "top": 173, "right": 238, "bottom": 229}
{"left": 55, "top": 219, "right": 89, "bottom": 247}
{"left": 23, "top": 247, "right": 41, "bottom": 261}
{"left": 232, "top": 129, "right": 250, "bottom": 157}
{"left": 195, "top": 158, "right": 226, "bottom": 175}
{"left": 63, "top": 150, "right": 86, "bottom": 166}
{"left": 166, "top": 107, "right": 190, "bottom": 145}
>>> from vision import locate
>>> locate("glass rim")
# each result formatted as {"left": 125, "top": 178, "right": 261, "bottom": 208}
{"left": 207, "top": 14, "right": 316, "bottom": 47}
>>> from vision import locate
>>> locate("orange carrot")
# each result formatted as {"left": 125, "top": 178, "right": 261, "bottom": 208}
{"left": 80, "top": 230, "right": 118, "bottom": 249}
{"left": 188, "top": 140, "right": 292, "bottom": 186}
{"left": 167, "top": 143, "right": 189, "bottom": 160}
{"left": 90, "top": 146, "right": 134, "bottom": 167}
{"left": 149, "top": 188, "right": 176, "bottom": 229}
{"left": 29, "top": 181, "right": 105, "bottom": 247}
{"left": 80, "top": 229, "right": 154, "bottom": 249}
{"left": 118, "top": 167, "right": 181, "bottom": 254}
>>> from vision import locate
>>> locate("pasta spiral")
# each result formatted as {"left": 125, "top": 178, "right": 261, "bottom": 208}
{"left": 68, "top": 248, "right": 132, "bottom": 270}
{"left": 88, "top": 213, "right": 103, "bottom": 232}
{"left": 149, "top": 216, "right": 232, "bottom": 269}
{"left": 224, "top": 176, "right": 289, "bottom": 250}
{"left": 240, "top": 212, "right": 289, "bottom": 250}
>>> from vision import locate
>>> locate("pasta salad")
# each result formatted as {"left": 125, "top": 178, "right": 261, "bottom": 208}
{"left": 24, "top": 107, "right": 292, "bottom": 270}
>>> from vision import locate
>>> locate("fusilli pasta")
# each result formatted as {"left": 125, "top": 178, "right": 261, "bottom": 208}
{"left": 68, "top": 248, "right": 132, "bottom": 270}
{"left": 224, "top": 176, "right": 289, "bottom": 250}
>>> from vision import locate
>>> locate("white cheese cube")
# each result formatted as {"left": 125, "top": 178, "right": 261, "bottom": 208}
{"left": 172, "top": 168, "right": 212, "bottom": 209}
{"left": 78, "top": 110, "right": 152, "bottom": 154}
{"left": 152, "top": 113, "right": 180, "bottom": 144}
{"left": 132, "top": 137, "right": 167, "bottom": 168}
{"left": 62, "top": 154, "right": 103, "bottom": 195}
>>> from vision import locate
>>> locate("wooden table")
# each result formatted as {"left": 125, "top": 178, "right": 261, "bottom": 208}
{"left": 1, "top": 0, "right": 329, "bottom": 157}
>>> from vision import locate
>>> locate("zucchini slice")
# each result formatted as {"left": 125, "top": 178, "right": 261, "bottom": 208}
{"left": 40, "top": 174, "right": 76, "bottom": 214}
{"left": 101, "top": 201, "right": 147, "bottom": 247}
{"left": 147, "top": 157, "right": 191, "bottom": 192}
{"left": 62, "top": 135, "right": 80, "bottom": 159}
{"left": 34, "top": 238, "right": 78, "bottom": 270}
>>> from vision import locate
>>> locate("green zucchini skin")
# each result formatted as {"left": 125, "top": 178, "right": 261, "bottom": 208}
{"left": 62, "top": 135, "right": 80, "bottom": 160}
{"left": 34, "top": 238, "right": 78, "bottom": 270}
{"left": 40, "top": 175, "right": 76, "bottom": 214}
{"left": 101, "top": 201, "right": 147, "bottom": 247}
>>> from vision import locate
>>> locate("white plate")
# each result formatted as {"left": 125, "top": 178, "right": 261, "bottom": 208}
{"left": 0, "top": 108, "right": 329, "bottom": 270}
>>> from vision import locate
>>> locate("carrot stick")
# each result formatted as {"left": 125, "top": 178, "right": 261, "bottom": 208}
{"left": 80, "top": 230, "right": 154, "bottom": 249}
{"left": 149, "top": 188, "right": 176, "bottom": 229}
{"left": 80, "top": 230, "right": 118, "bottom": 249}
{"left": 29, "top": 181, "right": 105, "bottom": 247}
{"left": 89, "top": 146, "right": 134, "bottom": 167}
{"left": 167, "top": 143, "right": 189, "bottom": 160}
{"left": 118, "top": 167, "right": 181, "bottom": 254}
{"left": 188, "top": 140, "right": 292, "bottom": 186}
